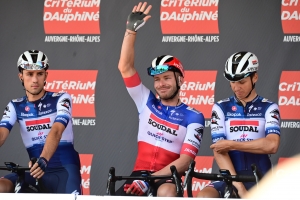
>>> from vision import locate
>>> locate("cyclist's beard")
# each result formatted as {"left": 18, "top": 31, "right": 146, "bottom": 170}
{"left": 156, "top": 85, "right": 178, "bottom": 101}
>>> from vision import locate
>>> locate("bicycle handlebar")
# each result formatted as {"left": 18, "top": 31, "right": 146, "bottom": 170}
{"left": 106, "top": 165, "right": 183, "bottom": 197}
{"left": 0, "top": 162, "right": 31, "bottom": 173}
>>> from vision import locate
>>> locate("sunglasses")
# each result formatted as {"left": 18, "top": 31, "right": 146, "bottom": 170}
{"left": 147, "top": 65, "right": 176, "bottom": 76}
{"left": 21, "top": 61, "right": 46, "bottom": 70}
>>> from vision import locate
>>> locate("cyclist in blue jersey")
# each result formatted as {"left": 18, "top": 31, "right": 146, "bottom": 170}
{"left": 116, "top": 2, "right": 205, "bottom": 197}
{"left": 0, "top": 50, "right": 82, "bottom": 194}
{"left": 197, "top": 51, "right": 281, "bottom": 198}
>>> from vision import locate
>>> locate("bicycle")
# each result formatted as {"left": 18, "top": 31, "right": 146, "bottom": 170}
{"left": 106, "top": 165, "right": 184, "bottom": 197}
{"left": 183, "top": 160, "right": 262, "bottom": 198}
{"left": 0, "top": 158, "right": 44, "bottom": 193}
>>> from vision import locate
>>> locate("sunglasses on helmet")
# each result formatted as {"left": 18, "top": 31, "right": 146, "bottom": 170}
{"left": 147, "top": 65, "right": 176, "bottom": 76}
{"left": 20, "top": 61, "right": 46, "bottom": 70}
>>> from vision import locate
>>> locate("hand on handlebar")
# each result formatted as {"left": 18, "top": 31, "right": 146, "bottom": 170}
{"left": 125, "top": 180, "right": 149, "bottom": 196}
{"left": 126, "top": 2, "right": 152, "bottom": 32}
{"left": 29, "top": 157, "right": 48, "bottom": 179}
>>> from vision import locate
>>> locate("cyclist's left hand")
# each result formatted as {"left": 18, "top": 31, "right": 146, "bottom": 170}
{"left": 210, "top": 140, "right": 232, "bottom": 153}
{"left": 29, "top": 157, "right": 48, "bottom": 179}
{"left": 126, "top": 180, "right": 149, "bottom": 195}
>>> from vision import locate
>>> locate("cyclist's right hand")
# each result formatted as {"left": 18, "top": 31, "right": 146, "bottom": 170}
{"left": 126, "top": 2, "right": 152, "bottom": 32}
{"left": 125, "top": 180, "right": 149, "bottom": 196}
{"left": 29, "top": 157, "right": 48, "bottom": 179}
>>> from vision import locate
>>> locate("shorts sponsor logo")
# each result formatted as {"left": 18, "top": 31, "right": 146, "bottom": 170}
{"left": 44, "top": 0, "right": 101, "bottom": 42}
{"left": 79, "top": 154, "right": 93, "bottom": 195}
{"left": 281, "top": 0, "right": 300, "bottom": 42}
{"left": 160, "top": 0, "right": 219, "bottom": 43}
{"left": 45, "top": 70, "right": 98, "bottom": 121}
{"left": 180, "top": 71, "right": 217, "bottom": 118}
{"left": 278, "top": 71, "right": 300, "bottom": 119}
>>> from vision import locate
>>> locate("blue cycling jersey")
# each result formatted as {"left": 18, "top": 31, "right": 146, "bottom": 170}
{"left": 0, "top": 91, "right": 82, "bottom": 194}
{"left": 211, "top": 95, "right": 281, "bottom": 175}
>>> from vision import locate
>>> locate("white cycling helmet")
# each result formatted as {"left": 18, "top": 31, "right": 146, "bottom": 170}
{"left": 17, "top": 50, "right": 49, "bottom": 71}
{"left": 224, "top": 51, "right": 258, "bottom": 82}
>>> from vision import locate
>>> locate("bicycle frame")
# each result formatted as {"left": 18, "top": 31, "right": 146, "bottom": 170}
{"left": 106, "top": 165, "right": 183, "bottom": 197}
{"left": 183, "top": 160, "right": 261, "bottom": 198}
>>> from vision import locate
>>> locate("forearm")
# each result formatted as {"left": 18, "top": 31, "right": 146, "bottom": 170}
{"left": 230, "top": 136, "right": 279, "bottom": 154}
{"left": 118, "top": 30, "right": 137, "bottom": 77}
{"left": 152, "top": 155, "right": 192, "bottom": 177}
{"left": 213, "top": 150, "right": 245, "bottom": 190}
{"left": 40, "top": 127, "right": 63, "bottom": 161}
{"left": 0, "top": 127, "right": 9, "bottom": 147}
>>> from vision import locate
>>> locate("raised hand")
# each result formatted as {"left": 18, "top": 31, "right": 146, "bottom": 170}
{"left": 126, "top": 2, "right": 152, "bottom": 32}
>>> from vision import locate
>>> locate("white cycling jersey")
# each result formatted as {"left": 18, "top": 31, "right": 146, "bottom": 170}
{"left": 123, "top": 72, "right": 205, "bottom": 172}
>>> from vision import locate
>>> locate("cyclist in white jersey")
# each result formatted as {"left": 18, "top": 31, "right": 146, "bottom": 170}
{"left": 0, "top": 50, "right": 82, "bottom": 194}
{"left": 197, "top": 51, "right": 281, "bottom": 198}
{"left": 116, "top": 2, "right": 205, "bottom": 197}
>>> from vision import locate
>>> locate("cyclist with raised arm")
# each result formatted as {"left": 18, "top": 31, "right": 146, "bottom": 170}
{"left": 0, "top": 50, "right": 82, "bottom": 194}
{"left": 197, "top": 51, "right": 281, "bottom": 198}
{"left": 117, "top": 2, "right": 205, "bottom": 197}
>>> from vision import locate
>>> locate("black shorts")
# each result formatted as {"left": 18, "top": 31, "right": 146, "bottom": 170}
{"left": 115, "top": 171, "right": 175, "bottom": 196}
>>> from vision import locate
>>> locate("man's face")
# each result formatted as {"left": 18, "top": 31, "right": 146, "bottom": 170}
{"left": 19, "top": 70, "right": 47, "bottom": 95}
{"left": 229, "top": 73, "right": 257, "bottom": 99}
{"left": 154, "top": 71, "right": 178, "bottom": 100}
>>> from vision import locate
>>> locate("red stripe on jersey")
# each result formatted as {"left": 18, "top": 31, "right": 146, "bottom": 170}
{"left": 25, "top": 118, "right": 51, "bottom": 126}
{"left": 180, "top": 143, "right": 198, "bottom": 158}
{"left": 150, "top": 113, "right": 179, "bottom": 130}
{"left": 123, "top": 72, "right": 141, "bottom": 88}
{"left": 230, "top": 120, "right": 259, "bottom": 126}
{"left": 133, "top": 141, "right": 179, "bottom": 172}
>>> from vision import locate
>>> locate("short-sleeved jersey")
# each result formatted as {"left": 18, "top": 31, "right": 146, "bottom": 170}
{"left": 211, "top": 95, "right": 281, "bottom": 175}
{"left": 123, "top": 72, "right": 205, "bottom": 172}
{"left": 0, "top": 91, "right": 80, "bottom": 168}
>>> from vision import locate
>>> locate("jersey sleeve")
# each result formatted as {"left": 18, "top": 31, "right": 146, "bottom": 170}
{"left": 54, "top": 92, "right": 72, "bottom": 127}
{"left": 211, "top": 103, "right": 227, "bottom": 143}
{"left": 0, "top": 102, "right": 17, "bottom": 131}
{"left": 123, "top": 72, "right": 151, "bottom": 113}
{"left": 264, "top": 103, "right": 281, "bottom": 136}
{"left": 180, "top": 111, "right": 205, "bottom": 158}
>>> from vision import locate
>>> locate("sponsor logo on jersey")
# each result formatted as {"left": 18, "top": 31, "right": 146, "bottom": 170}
{"left": 3, "top": 106, "right": 10, "bottom": 116}
{"left": 226, "top": 112, "right": 241, "bottom": 117}
{"left": 181, "top": 156, "right": 214, "bottom": 197}
{"left": 229, "top": 120, "right": 259, "bottom": 133}
{"left": 25, "top": 106, "right": 30, "bottom": 112}
{"left": 44, "top": 0, "right": 101, "bottom": 43}
{"left": 232, "top": 106, "right": 237, "bottom": 111}
{"left": 211, "top": 110, "right": 220, "bottom": 125}
{"left": 180, "top": 71, "right": 217, "bottom": 118}
{"left": 12, "top": 98, "right": 24, "bottom": 102}
{"left": 147, "top": 131, "right": 173, "bottom": 143}
{"left": 278, "top": 71, "right": 300, "bottom": 119}
{"left": 46, "top": 70, "right": 98, "bottom": 118}
{"left": 25, "top": 118, "right": 52, "bottom": 132}
{"left": 79, "top": 154, "right": 93, "bottom": 195}
{"left": 194, "top": 126, "right": 204, "bottom": 144}
{"left": 270, "top": 109, "right": 280, "bottom": 120}
{"left": 281, "top": 0, "right": 300, "bottom": 42}
{"left": 60, "top": 98, "right": 71, "bottom": 109}
{"left": 160, "top": 0, "right": 219, "bottom": 43}
{"left": 148, "top": 113, "right": 178, "bottom": 136}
